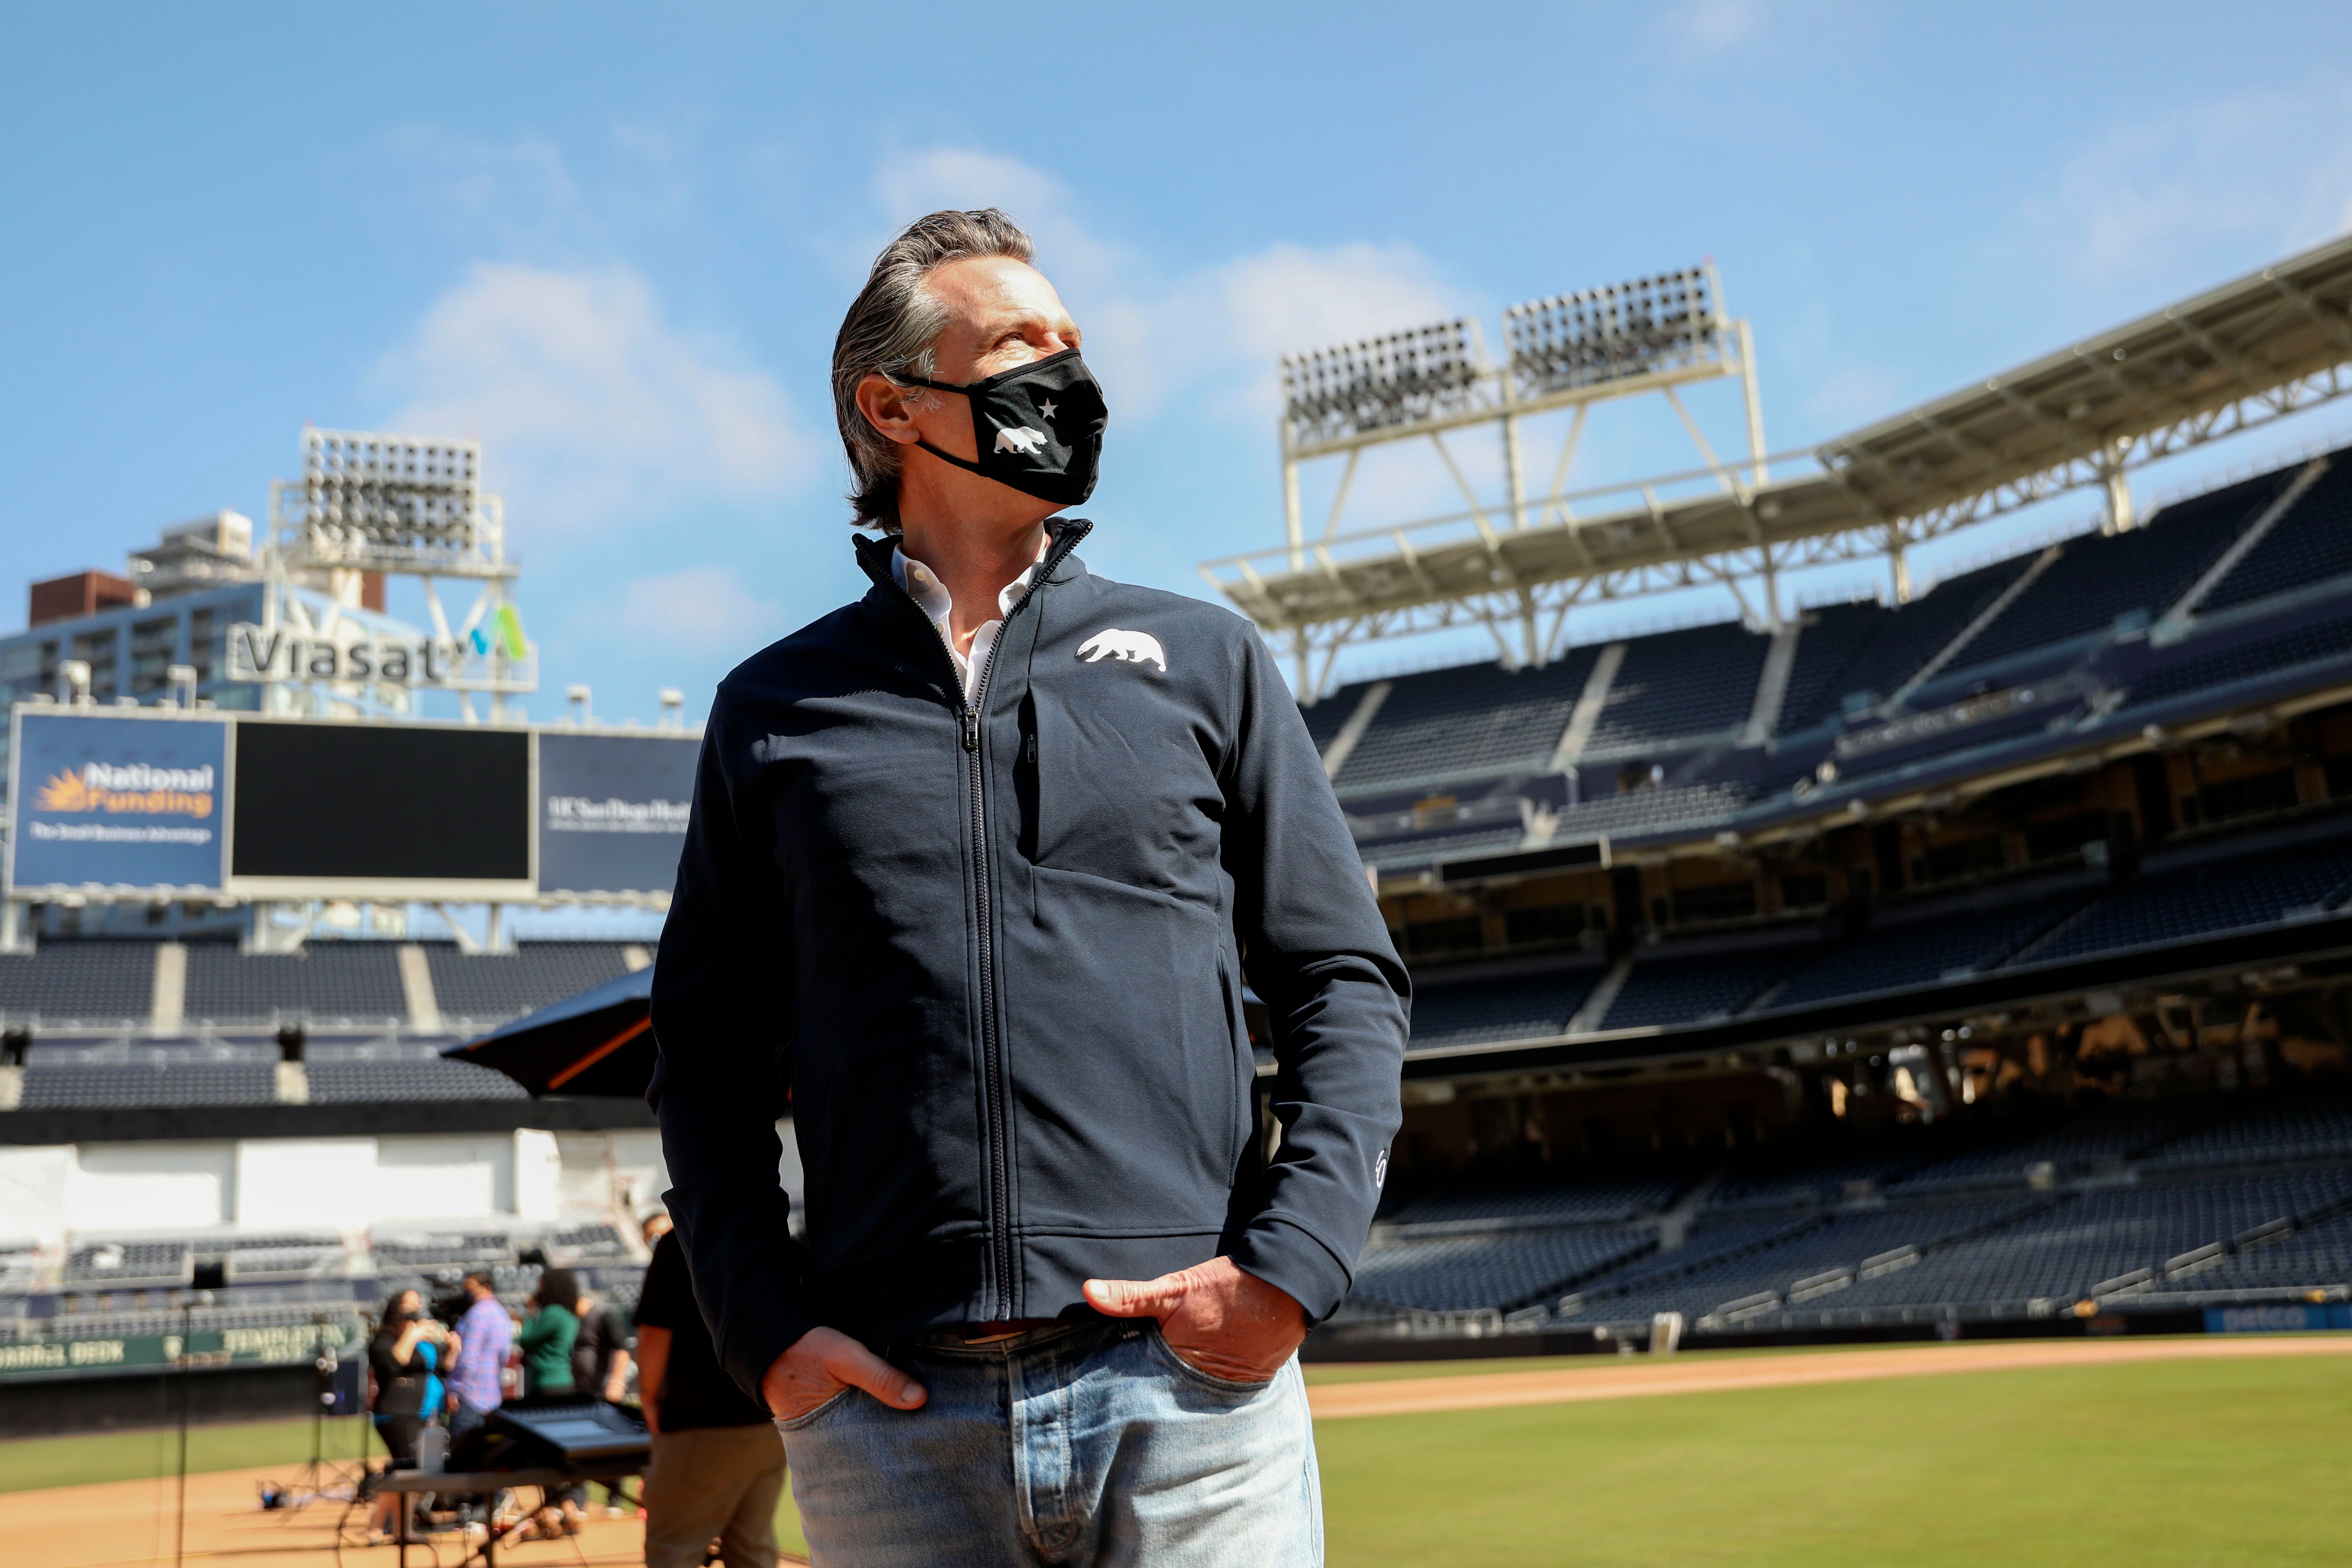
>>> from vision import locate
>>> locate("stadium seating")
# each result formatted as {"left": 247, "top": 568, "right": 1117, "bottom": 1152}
{"left": 2197, "top": 458, "right": 2352, "bottom": 612}
{"left": 2123, "top": 607, "right": 2352, "bottom": 713}
{"left": 2152, "top": 1209, "right": 2352, "bottom": 1295}
{"left": 1800, "top": 1170, "right": 2352, "bottom": 1318}
{"left": 1328, "top": 647, "right": 1602, "bottom": 797}
{"left": 1581, "top": 621, "right": 1769, "bottom": 755}
{"left": 1602, "top": 947, "right": 1807, "bottom": 1030}
{"left": 182, "top": 943, "right": 407, "bottom": 1026}
{"left": 1706, "top": 1146, "right": 1948, "bottom": 1210}
{"left": 20, "top": 1042, "right": 277, "bottom": 1109}
{"left": 0, "top": 944, "right": 156, "bottom": 1027}
{"left": 2135, "top": 1087, "right": 2352, "bottom": 1170}
{"left": 62, "top": 1240, "right": 191, "bottom": 1288}
{"left": 1409, "top": 964, "right": 1604, "bottom": 1050}
{"left": 1897, "top": 1099, "right": 2216, "bottom": 1188}
{"left": 1950, "top": 470, "right": 2289, "bottom": 672}
{"left": 1535, "top": 781, "right": 1754, "bottom": 843}
{"left": 1769, "top": 890, "right": 2086, "bottom": 1009}
{"left": 1352, "top": 1224, "right": 1656, "bottom": 1314}
{"left": 1774, "top": 558, "right": 2036, "bottom": 735}
{"left": 305, "top": 1053, "right": 529, "bottom": 1103}
{"left": 1573, "top": 1197, "right": 2038, "bottom": 1327}
{"left": 423, "top": 942, "right": 643, "bottom": 1026}
{"left": 1773, "top": 600, "right": 1887, "bottom": 738}
{"left": 2018, "top": 835, "right": 2352, "bottom": 964}
{"left": 1383, "top": 1173, "right": 1685, "bottom": 1228}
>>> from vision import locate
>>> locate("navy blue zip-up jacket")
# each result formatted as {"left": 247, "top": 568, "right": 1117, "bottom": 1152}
{"left": 649, "top": 522, "right": 1408, "bottom": 1398}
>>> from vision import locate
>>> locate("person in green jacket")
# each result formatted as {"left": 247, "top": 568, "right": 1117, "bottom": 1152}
{"left": 515, "top": 1267, "right": 586, "bottom": 1539}
{"left": 518, "top": 1267, "right": 582, "bottom": 1397}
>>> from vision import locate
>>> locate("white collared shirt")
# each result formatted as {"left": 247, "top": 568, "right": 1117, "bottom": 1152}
{"left": 892, "top": 544, "right": 1043, "bottom": 703}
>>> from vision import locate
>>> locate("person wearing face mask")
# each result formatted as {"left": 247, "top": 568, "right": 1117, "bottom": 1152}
{"left": 649, "top": 208, "right": 1407, "bottom": 1567}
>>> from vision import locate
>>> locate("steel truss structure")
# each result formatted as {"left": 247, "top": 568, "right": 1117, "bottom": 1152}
{"left": 1205, "top": 236, "right": 2352, "bottom": 699}
{"left": 259, "top": 429, "right": 536, "bottom": 721}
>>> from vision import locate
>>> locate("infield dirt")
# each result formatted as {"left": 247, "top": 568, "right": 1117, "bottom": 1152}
{"left": 1306, "top": 1331, "right": 2352, "bottom": 1419}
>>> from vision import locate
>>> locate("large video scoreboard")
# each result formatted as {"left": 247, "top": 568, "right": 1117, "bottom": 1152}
{"left": 6, "top": 706, "right": 698, "bottom": 903}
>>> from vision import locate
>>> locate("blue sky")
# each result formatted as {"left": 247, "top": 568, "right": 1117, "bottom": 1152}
{"left": 7, "top": 2, "right": 2352, "bottom": 722}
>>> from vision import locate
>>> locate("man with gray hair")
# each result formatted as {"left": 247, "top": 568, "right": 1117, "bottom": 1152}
{"left": 651, "top": 208, "right": 1407, "bottom": 1565}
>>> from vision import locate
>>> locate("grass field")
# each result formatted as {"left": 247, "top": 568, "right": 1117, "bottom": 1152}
{"left": 6, "top": 1344, "right": 2347, "bottom": 1566}
{"left": 1316, "top": 1349, "right": 2352, "bottom": 1567}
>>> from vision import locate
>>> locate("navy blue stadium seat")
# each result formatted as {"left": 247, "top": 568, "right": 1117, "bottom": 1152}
{"left": 424, "top": 942, "right": 642, "bottom": 1026}
{"left": 2198, "top": 456, "right": 2352, "bottom": 612}
{"left": 1770, "top": 891, "right": 2086, "bottom": 1009}
{"left": 306, "top": 1047, "right": 530, "bottom": 1103}
{"left": 182, "top": 943, "right": 406, "bottom": 1026}
{"left": 0, "top": 944, "right": 155, "bottom": 1027}
{"left": 20, "top": 1044, "right": 276, "bottom": 1109}
{"left": 1602, "top": 948, "right": 1807, "bottom": 1030}
{"left": 1775, "top": 558, "right": 2035, "bottom": 734}
{"left": 1953, "top": 470, "right": 2289, "bottom": 672}
{"left": 2123, "top": 608, "right": 2352, "bottom": 713}
{"left": 1385, "top": 1174, "right": 1685, "bottom": 1228}
{"left": 2017, "top": 838, "right": 2352, "bottom": 964}
{"left": 1330, "top": 648, "right": 1602, "bottom": 797}
{"left": 1773, "top": 601, "right": 1889, "bottom": 737}
{"left": 1351, "top": 1224, "right": 1656, "bottom": 1314}
{"left": 1409, "top": 965, "right": 1604, "bottom": 1050}
{"left": 1582, "top": 621, "right": 1770, "bottom": 754}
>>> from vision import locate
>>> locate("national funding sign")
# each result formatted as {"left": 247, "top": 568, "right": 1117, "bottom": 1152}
{"left": 537, "top": 731, "right": 699, "bottom": 896}
{"left": 8, "top": 711, "right": 229, "bottom": 891}
{"left": 6, "top": 708, "right": 699, "bottom": 902}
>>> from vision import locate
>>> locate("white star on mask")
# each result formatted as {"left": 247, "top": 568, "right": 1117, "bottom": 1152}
{"left": 1039, "top": 399, "right": 1058, "bottom": 421}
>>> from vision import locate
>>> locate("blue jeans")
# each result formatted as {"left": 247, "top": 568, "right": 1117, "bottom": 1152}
{"left": 780, "top": 1318, "right": 1321, "bottom": 1567}
{"left": 449, "top": 1398, "right": 493, "bottom": 1441}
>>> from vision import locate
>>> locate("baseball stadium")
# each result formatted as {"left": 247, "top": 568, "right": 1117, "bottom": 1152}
{"left": 10, "top": 235, "right": 2352, "bottom": 1568}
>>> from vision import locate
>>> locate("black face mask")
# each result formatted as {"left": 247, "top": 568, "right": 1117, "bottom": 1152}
{"left": 895, "top": 348, "right": 1107, "bottom": 506}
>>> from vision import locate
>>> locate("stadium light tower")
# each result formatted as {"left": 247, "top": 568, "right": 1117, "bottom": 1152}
{"left": 253, "top": 429, "right": 537, "bottom": 722}
{"left": 1263, "top": 264, "right": 1766, "bottom": 693}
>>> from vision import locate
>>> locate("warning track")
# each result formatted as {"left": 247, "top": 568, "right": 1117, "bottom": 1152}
{"left": 1306, "top": 1333, "right": 2352, "bottom": 1421}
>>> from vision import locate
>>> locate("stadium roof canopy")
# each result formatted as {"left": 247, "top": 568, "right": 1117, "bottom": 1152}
{"left": 1203, "top": 234, "right": 2352, "bottom": 692}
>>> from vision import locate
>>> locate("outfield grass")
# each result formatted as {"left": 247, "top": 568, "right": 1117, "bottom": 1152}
{"left": 0, "top": 1415, "right": 378, "bottom": 1495}
{"left": 1316, "top": 1353, "right": 2352, "bottom": 1567}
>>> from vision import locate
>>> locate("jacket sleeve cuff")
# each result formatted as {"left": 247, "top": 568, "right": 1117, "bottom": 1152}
{"left": 718, "top": 1283, "right": 822, "bottom": 1406}
{"left": 1229, "top": 1217, "right": 1354, "bottom": 1324}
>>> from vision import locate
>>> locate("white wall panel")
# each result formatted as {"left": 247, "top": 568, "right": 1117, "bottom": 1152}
{"left": 69, "top": 1142, "right": 234, "bottom": 1231}
{"left": 0, "top": 1146, "right": 72, "bottom": 1239}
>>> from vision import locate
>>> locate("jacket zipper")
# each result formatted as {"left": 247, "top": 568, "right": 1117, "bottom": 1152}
{"left": 890, "top": 527, "right": 1084, "bottom": 1322}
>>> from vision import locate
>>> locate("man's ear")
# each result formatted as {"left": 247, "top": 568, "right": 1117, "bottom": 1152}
{"left": 855, "top": 372, "right": 923, "bottom": 447}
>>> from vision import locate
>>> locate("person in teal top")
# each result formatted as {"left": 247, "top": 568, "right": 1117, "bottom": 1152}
{"left": 417, "top": 1337, "right": 442, "bottom": 1418}
{"left": 517, "top": 1267, "right": 582, "bottom": 1398}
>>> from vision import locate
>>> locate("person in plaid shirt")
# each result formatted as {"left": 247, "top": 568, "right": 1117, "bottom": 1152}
{"left": 447, "top": 1269, "right": 513, "bottom": 1438}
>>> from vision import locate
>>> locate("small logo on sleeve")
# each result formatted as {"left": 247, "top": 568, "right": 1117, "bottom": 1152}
{"left": 1076, "top": 629, "right": 1167, "bottom": 672}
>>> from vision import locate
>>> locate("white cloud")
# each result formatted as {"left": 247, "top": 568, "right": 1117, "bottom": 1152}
{"left": 862, "top": 146, "right": 1470, "bottom": 424}
{"left": 616, "top": 565, "right": 774, "bottom": 652}
{"left": 2029, "top": 82, "right": 2352, "bottom": 288}
{"left": 1190, "top": 241, "right": 1467, "bottom": 415}
{"left": 1668, "top": 0, "right": 1766, "bottom": 51}
{"left": 373, "top": 262, "right": 811, "bottom": 532}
